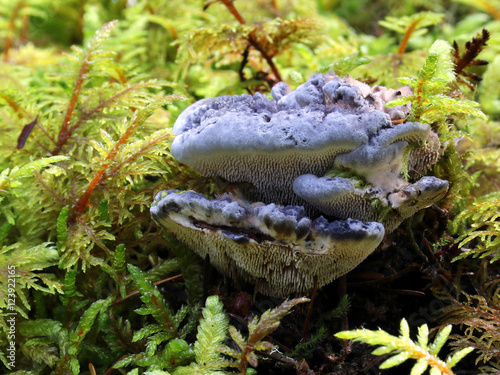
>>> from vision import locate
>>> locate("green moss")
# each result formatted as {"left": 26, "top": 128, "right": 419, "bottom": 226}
{"left": 324, "top": 167, "right": 368, "bottom": 189}
{"left": 0, "top": 1, "right": 499, "bottom": 373}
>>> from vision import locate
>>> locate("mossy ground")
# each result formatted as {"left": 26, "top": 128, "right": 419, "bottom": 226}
{"left": 1, "top": 1, "right": 499, "bottom": 374}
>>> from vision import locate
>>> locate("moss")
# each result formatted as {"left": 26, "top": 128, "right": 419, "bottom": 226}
{"left": 0, "top": 1, "right": 499, "bottom": 374}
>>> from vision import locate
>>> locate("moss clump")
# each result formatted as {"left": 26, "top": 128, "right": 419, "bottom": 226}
{"left": 0, "top": 1, "right": 499, "bottom": 374}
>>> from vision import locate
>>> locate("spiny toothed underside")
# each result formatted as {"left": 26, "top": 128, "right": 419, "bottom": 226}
{"left": 151, "top": 72, "right": 449, "bottom": 296}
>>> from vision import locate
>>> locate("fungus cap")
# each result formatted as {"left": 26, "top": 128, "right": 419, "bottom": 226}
{"left": 170, "top": 74, "right": 427, "bottom": 205}
{"left": 151, "top": 190, "right": 385, "bottom": 296}
{"left": 293, "top": 174, "right": 449, "bottom": 233}
{"left": 155, "top": 73, "right": 449, "bottom": 296}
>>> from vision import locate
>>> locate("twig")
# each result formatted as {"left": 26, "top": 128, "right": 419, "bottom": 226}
{"left": 398, "top": 19, "right": 420, "bottom": 55}
{"left": 34, "top": 170, "right": 67, "bottom": 205}
{"left": 302, "top": 276, "right": 318, "bottom": 338}
{"left": 52, "top": 53, "right": 91, "bottom": 155}
{"left": 69, "top": 108, "right": 145, "bottom": 222}
{"left": 239, "top": 46, "right": 250, "bottom": 82}
{"left": 52, "top": 21, "right": 117, "bottom": 155}
{"left": 347, "top": 264, "right": 420, "bottom": 287}
{"left": 219, "top": 0, "right": 283, "bottom": 81}
{"left": 3, "top": 1, "right": 26, "bottom": 62}
{"left": 112, "top": 274, "right": 183, "bottom": 304}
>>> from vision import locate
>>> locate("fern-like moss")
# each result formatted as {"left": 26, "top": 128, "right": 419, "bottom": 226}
{"left": 336, "top": 318, "right": 473, "bottom": 375}
{"left": 438, "top": 283, "right": 500, "bottom": 374}
{"left": 450, "top": 191, "right": 500, "bottom": 262}
{"left": 0, "top": 1, "right": 499, "bottom": 373}
{"left": 388, "top": 39, "right": 486, "bottom": 130}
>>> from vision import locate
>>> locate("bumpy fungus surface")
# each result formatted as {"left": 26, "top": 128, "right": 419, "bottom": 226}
{"left": 293, "top": 175, "right": 448, "bottom": 233}
{"left": 151, "top": 190, "right": 384, "bottom": 296}
{"left": 153, "top": 73, "right": 449, "bottom": 296}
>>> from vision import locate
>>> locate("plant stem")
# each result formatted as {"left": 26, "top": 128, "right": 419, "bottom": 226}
{"left": 69, "top": 108, "right": 161, "bottom": 222}
{"left": 398, "top": 19, "right": 420, "bottom": 55}
{"left": 69, "top": 130, "right": 128, "bottom": 223}
{"left": 220, "top": 0, "right": 246, "bottom": 25}
{"left": 3, "top": 1, "right": 26, "bottom": 62}
{"left": 113, "top": 274, "right": 183, "bottom": 304}
{"left": 52, "top": 20, "right": 117, "bottom": 155}
{"left": 52, "top": 56, "right": 90, "bottom": 155}
{"left": 219, "top": 0, "right": 283, "bottom": 81}
{"left": 476, "top": 0, "right": 500, "bottom": 20}
{"left": 248, "top": 33, "right": 283, "bottom": 81}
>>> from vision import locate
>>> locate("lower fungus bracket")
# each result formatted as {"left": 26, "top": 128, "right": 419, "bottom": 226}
{"left": 151, "top": 189, "right": 385, "bottom": 297}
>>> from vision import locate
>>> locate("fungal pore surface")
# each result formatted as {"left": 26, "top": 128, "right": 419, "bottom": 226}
{"left": 151, "top": 73, "right": 449, "bottom": 296}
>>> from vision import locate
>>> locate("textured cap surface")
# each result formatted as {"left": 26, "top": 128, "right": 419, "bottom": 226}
{"left": 170, "top": 74, "right": 400, "bottom": 205}
{"left": 155, "top": 73, "right": 449, "bottom": 296}
{"left": 294, "top": 174, "right": 449, "bottom": 233}
{"left": 151, "top": 190, "right": 385, "bottom": 296}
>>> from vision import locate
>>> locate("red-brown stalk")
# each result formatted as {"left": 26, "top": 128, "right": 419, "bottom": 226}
{"left": 219, "top": 0, "right": 283, "bottom": 81}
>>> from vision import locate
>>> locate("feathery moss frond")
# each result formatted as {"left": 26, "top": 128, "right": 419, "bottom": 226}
{"left": 379, "top": 11, "right": 444, "bottom": 54}
{"left": 177, "top": 2, "right": 321, "bottom": 89}
{"left": 0, "top": 156, "right": 69, "bottom": 199}
{"left": 317, "top": 54, "right": 371, "bottom": 76}
{"left": 438, "top": 285, "right": 500, "bottom": 373}
{"left": 174, "top": 295, "right": 230, "bottom": 374}
{"left": 127, "top": 264, "right": 181, "bottom": 340}
{"left": 336, "top": 318, "right": 474, "bottom": 375}
{"left": 193, "top": 296, "right": 228, "bottom": 366}
{"left": 388, "top": 39, "right": 486, "bottom": 131}
{"left": 450, "top": 191, "right": 500, "bottom": 262}
{"left": 0, "top": 242, "right": 61, "bottom": 327}
{"left": 221, "top": 298, "right": 309, "bottom": 374}
{"left": 54, "top": 296, "right": 113, "bottom": 375}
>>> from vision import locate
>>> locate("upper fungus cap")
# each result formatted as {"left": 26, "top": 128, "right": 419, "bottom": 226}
{"left": 170, "top": 74, "right": 413, "bottom": 205}
{"left": 342, "top": 75, "right": 413, "bottom": 121}
{"left": 151, "top": 190, "right": 385, "bottom": 296}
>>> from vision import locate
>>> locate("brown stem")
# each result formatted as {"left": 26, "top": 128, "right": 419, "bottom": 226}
{"left": 337, "top": 275, "right": 348, "bottom": 331}
{"left": 302, "top": 276, "right": 318, "bottom": 338}
{"left": 69, "top": 109, "right": 153, "bottom": 222}
{"left": 69, "top": 168, "right": 105, "bottom": 223}
{"left": 477, "top": 0, "right": 500, "bottom": 20}
{"left": 52, "top": 21, "right": 117, "bottom": 154}
{"left": 220, "top": 0, "right": 246, "bottom": 25}
{"left": 239, "top": 46, "right": 250, "bottom": 82}
{"left": 52, "top": 57, "right": 90, "bottom": 155}
{"left": 3, "top": 1, "right": 26, "bottom": 62}
{"left": 112, "top": 274, "right": 183, "bottom": 304}
{"left": 36, "top": 122, "right": 57, "bottom": 145}
{"left": 219, "top": 0, "right": 282, "bottom": 82}
{"left": 34, "top": 170, "right": 67, "bottom": 204}
{"left": 35, "top": 141, "right": 54, "bottom": 154}
{"left": 20, "top": 14, "right": 29, "bottom": 43}
{"left": 248, "top": 33, "right": 283, "bottom": 81}
{"left": 107, "top": 133, "right": 172, "bottom": 178}
{"left": 0, "top": 93, "right": 28, "bottom": 119}
{"left": 398, "top": 19, "right": 421, "bottom": 55}
{"left": 66, "top": 84, "right": 151, "bottom": 137}
{"left": 55, "top": 82, "right": 151, "bottom": 155}
{"left": 270, "top": 0, "right": 279, "bottom": 16}
{"left": 77, "top": 216, "right": 112, "bottom": 255}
